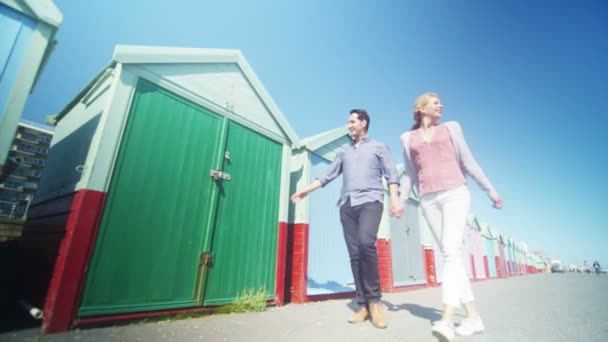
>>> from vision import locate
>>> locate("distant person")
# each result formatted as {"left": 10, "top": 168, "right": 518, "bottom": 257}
{"left": 291, "top": 109, "right": 404, "bottom": 329}
{"left": 593, "top": 260, "right": 601, "bottom": 275}
{"left": 399, "top": 93, "right": 503, "bottom": 341}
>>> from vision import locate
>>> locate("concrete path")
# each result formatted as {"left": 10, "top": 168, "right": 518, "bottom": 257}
{"left": 2, "top": 273, "right": 607, "bottom": 341}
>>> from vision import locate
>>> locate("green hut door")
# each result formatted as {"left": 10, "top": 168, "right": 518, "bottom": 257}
{"left": 79, "top": 80, "right": 225, "bottom": 316}
{"left": 203, "top": 121, "right": 282, "bottom": 305}
{"left": 79, "top": 80, "right": 282, "bottom": 316}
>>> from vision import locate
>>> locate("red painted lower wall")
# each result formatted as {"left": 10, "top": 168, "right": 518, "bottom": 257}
{"left": 41, "top": 198, "right": 286, "bottom": 332}
{"left": 376, "top": 238, "right": 393, "bottom": 292}
{"left": 483, "top": 256, "right": 490, "bottom": 278}
{"left": 285, "top": 227, "right": 396, "bottom": 301}
{"left": 378, "top": 241, "right": 430, "bottom": 293}
{"left": 470, "top": 254, "right": 477, "bottom": 280}
{"left": 495, "top": 256, "right": 503, "bottom": 278}
{"left": 42, "top": 189, "right": 107, "bottom": 333}
{"left": 286, "top": 223, "right": 309, "bottom": 303}
{"left": 274, "top": 222, "right": 288, "bottom": 305}
{"left": 424, "top": 247, "right": 437, "bottom": 287}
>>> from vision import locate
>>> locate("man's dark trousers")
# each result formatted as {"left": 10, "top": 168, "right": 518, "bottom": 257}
{"left": 339, "top": 199, "right": 384, "bottom": 306}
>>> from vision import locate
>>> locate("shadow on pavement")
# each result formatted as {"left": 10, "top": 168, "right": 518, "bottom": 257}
{"left": 383, "top": 301, "right": 442, "bottom": 322}
{"left": 346, "top": 299, "right": 359, "bottom": 312}
{"left": 346, "top": 298, "right": 444, "bottom": 323}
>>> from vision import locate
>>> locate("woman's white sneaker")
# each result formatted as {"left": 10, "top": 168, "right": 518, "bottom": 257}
{"left": 455, "top": 316, "right": 485, "bottom": 336}
{"left": 431, "top": 321, "right": 455, "bottom": 342}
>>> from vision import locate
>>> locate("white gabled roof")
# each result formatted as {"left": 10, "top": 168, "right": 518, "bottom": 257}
{"left": 494, "top": 229, "right": 505, "bottom": 243}
{"left": 112, "top": 45, "right": 301, "bottom": 147}
{"left": 479, "top": 221, "right": 492, "bottom": 237}
{"left": 25, "top": 0, "right": 62, "bottom": 26}
{"left": 1, "top": 0, "right": 63, "bottom": 27}
{"left": 300, "top": 125, "right": 350, "bottom": 163}
{"left": 113, "top": 45, "right": 242, "bottom": 65}
{"left": 301, "top": 125, "right": 349, "bottom": 151}
{"left": 467, "top": 212, "right": 477, "bottom": 227}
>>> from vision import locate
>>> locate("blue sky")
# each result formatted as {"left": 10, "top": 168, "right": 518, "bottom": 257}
{"left": 22, "top": 0, "right": 608, "bottom": 266}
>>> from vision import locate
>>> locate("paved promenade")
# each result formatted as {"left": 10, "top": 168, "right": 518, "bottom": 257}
{"left": 2, "top": 272, "right": 606, "bottom": 341}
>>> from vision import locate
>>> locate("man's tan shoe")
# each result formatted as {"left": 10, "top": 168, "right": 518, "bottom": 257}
{"left": 369, "top": 301, "right": 387, "bottom": 329}
{"left": 348, "top": 307, "right": 369, "bottom": 323}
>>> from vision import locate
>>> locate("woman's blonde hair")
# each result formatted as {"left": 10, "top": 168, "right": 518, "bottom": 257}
{"left": 411, "top": 92, "right": 439, "bottom": 130}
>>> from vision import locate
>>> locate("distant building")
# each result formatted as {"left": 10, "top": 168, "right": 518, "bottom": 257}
{"left": 0, "top": 0, "right": 62, "bottom": 176}
{"left": 0, "top": 120, "right": 53, "bottom": 219}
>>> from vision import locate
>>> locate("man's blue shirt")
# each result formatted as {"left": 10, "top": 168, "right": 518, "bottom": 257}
{"left": 317, "top": 136, "right": 400, "bottom": 207}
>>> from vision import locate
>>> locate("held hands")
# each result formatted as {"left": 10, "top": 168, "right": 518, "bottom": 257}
{"left": 390, "top": 199, "right": 405, "bottom": 218}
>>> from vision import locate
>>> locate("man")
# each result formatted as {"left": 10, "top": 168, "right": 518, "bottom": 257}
{"left": 593, "top": 260, "right": 601, "bottom": 275}
{"left": 291, "top": 109, "right": 404, "bottom": 329}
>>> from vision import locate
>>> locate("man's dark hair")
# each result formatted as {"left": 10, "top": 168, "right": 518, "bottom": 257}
{"left": 350, "top": 109, "right": 370, "bottom": 131}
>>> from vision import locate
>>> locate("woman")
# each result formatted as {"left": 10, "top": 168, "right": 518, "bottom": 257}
{"left": 400, "top": 92, "right": 503, "bottom": 341}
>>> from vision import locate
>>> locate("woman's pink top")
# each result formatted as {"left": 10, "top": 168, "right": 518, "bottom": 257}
{"left": 409, "top": 124, "right": 466, "bottom": 196}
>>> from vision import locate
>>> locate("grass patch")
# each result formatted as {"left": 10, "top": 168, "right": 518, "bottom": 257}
{"left": 130, "top": 287, "right": 267, "bottom": 326}
{"left": 215, "top": 287, "right": 268, "bottom": 314}
{"left": 134, "top": 310, "right": 212, "bottom": 325}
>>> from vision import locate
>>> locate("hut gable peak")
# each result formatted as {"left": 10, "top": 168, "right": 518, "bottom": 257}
{"left": 112, "top": 45, "right": 301, "bottom": 147}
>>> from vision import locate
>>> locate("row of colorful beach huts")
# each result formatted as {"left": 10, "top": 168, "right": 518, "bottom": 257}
{"left": 0, "top": 40, "right": 549, "bottom": 335}
{"left": 0, "top": 2, "right": 550, "bottom": 332}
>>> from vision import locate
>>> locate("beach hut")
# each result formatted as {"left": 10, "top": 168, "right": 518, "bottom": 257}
{"left": 24, "top": 45, "right": 300, "bottom": 332}
{"left": 523, "top": 244, "right": 535, "bottom": 274}
{"left": 423, "top": 207, "right": 444, "bottom": 287}
{"left": 467, "top": 214, "right": 487, "bottom": 280}
{"left": 512, "top": 242, "right": 521, "bottom": 274}
{"left": 479, "top": 221, "right": 497, "bottom": 278}
{"left": 380, "top": 165, "right": 427, "bottom": 291}
{"left": 462, "top": 214, "right": 476, "bottom": 279}
{"left": 0, "top": 0, "right": 62, "bottom": 175}
{"left": 515, "top": 242, "right": 528, "bottom": 275}
{"left": 493, "top": 229, "right": 508, "bottom": 278}
{"left": 288, "top": 126, "right": 354, "bottom": 302}
{"left": 504, "top": 236, "right": 516, "bottom": 276}
{"left": 528, "top": 250, "right": 544, "bottom": 273}
{"left": 510, "top": 238, "right": 522, "bottom": 275}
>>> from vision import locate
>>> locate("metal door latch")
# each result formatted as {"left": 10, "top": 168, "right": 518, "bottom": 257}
{"left": 210, "top": 170, "right": 231, "bottom": 181}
